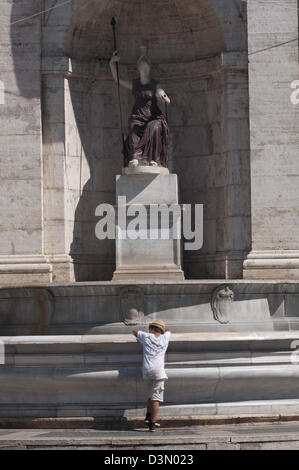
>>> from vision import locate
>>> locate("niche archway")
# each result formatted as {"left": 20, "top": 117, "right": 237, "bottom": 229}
{"left": 41, "top": 0, "right": 249, "bottom": 280}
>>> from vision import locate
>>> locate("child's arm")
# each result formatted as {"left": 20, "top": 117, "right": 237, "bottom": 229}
{"left": 133, "top": 330, "right": 147, "bottom": 344}
{"left": 132, "top": 329, "right": 140, "bottom": 337}
{"left": 165, "top": 329, "right": 171, "bottom": 341}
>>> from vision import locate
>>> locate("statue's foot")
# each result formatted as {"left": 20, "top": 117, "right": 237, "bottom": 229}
{"left": 149, "top": 161, "right": 158, "bottom": 167}
{"left": 129, "top": 159, "right": 139, "bottom": 168}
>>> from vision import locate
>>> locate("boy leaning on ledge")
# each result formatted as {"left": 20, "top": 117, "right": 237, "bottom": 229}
{"left": 132, "top": 320, "right": 171, "bottom": 432}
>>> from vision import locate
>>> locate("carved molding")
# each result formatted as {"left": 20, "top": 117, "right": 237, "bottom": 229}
{"left": 120, "top": 287, "right": 145, "bottom": 326}
{"left": 211, "top": 284, "right": 234, "bottom": 324}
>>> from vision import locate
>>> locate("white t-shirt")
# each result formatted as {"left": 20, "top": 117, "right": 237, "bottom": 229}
{"left": 137, "top": 330, "right": 171, "bottom": 380}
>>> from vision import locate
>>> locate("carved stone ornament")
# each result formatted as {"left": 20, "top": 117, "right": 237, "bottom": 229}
{"left": 211, "top": 284, "right": 234, "bottom": 324}
{"left": 120, "top": 287, "right": 145, "bottom": 325}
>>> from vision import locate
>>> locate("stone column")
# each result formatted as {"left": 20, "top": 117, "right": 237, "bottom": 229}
{"left": 42, "top": 57, "right": 128, "bottom": 282}
{"left": 171, "top": 53, "right": 250, "bottom": 280}
{"left": 42, "top": 58, "right": 77, "bottom": 283}
{"left": 243, "top": 0, "right": 299, "bottom": 279}
{"left": 0, "top": 1, "right": 52, "bottom": 285}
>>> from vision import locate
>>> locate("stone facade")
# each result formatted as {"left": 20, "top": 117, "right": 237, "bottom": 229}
{"left": 1, "top": 1, "right": 299, "bottom": 421}
{"left": 0, "top": 0, "right": 298, "bottom": 283}
{"left": 244, "top": 0, "right": 299, "bottom": 279}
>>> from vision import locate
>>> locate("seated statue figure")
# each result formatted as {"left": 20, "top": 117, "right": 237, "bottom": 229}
{"left": 109, "top": 46, "right": 171, "bottom": 168}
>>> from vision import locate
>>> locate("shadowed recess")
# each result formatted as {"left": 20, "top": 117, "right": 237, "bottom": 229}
{"left": 64, "top": 0, "right": 227, "bottom": 63}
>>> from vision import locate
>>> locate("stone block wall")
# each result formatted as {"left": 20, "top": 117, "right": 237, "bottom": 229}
{"left": 0, "top": 0, "right": 52, "bottom": 284}
{"left": 244, "top": 0, "right": 299, "bottom": 279}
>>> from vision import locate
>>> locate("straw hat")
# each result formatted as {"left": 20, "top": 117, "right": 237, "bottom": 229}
{"left": 149, "top": 319, "right": 166, "bottom": 333}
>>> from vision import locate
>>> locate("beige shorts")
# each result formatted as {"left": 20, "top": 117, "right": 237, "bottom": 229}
{"left": 146, "top": 379, "right": 165, "bottom": 402}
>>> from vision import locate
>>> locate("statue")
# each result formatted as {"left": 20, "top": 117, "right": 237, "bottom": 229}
{"left": 109, "top": 46, "right": 171, "bottom": 168}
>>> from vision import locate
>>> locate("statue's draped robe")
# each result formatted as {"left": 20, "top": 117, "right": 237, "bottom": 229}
{"left": 123, "top": 78, "right": 169, "bottom": 167}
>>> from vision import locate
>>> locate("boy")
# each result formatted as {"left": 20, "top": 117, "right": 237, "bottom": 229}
{"left": 132, "top": 320, "right": 171, "bottom": 432}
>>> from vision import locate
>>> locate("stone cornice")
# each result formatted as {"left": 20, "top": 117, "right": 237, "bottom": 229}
{"left": 41, "top": 52, "right": 248, "bottom": 82}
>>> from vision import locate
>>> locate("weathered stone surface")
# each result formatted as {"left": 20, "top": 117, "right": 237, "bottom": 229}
{"left": 243, "top": 0, "right": 299, "bottom": 279}
{"left": 3, "top": 0, "right": 297, "bottom": 282}
{"left": 0, "top": 0, "right": 254, "bottom": 282}
{"left": 1, "top": 421, "right": 299, "bottom": 450}
{"left": 1, "top": 331, "right": 299, "bottom": 417}
{"left": 113, "top": 173, "right": 184, "bottom": 280}
{"left": 207, "top": 443, "right": 240, "bottom": 450}
{"left": 0, "top": 280, "right": 299, "bottom": 334}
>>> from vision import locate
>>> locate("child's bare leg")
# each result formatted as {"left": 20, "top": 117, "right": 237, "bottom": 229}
{"left": 150, "top": 400, "right": 160, "bottom": 422}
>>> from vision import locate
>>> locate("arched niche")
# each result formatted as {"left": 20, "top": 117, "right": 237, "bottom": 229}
{"left": 64, "top": 0, "right": 227, "bottom": 62}
{"left": 41, "top": 0, "right": 250, "bottom": 281}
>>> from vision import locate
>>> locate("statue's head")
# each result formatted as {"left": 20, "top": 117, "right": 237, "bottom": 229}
{"left": 137, "top": 45, "right": 151, "bottom": 75}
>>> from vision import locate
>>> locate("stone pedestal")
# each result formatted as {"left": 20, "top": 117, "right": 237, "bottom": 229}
{"left": 113, "top": 167, "right": 184, "bottom": 281}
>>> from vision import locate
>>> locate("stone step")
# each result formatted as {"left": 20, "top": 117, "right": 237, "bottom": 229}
{"left": 1, "top": 421, "right": 299, "bottom": 450}
{"left": 0, "top": 333, "right": 299, "bottom": 418}
{"left": 0, "top": 412, "right": 299, "bottom": 430}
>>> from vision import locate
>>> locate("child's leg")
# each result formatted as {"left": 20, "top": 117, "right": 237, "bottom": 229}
{"left": 149, "top": 381, "right": 163, "bottom": 421}
{"left": 147, "top": 380, "right": 164, "bottom": 430}
{"left": 150, "top": 400, "right": 160, "bottom": 423}
{"left": 145, "top": 398, "right": 151, "bottom": 423}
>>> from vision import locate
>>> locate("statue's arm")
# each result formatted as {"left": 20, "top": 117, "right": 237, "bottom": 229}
{"left": 156, "top": 85, "right": 170, "bottom": 105}
{"left": 109, "top": 51, "right": 132, "bottom": 91}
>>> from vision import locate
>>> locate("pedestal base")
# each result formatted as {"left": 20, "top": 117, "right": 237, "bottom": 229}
{"left": 113, "top": 168, "right": 184, "bottom": 281}
{"left": 243, "top": 250, "right": 299, "bottom": 279}
{"left": 113, "top": 267, "right": 184, "bottom": 281}
{"left": 122, "top": 165, "right": 169, "bottom": 176}
{"left": 0, "top": 255, "right": 52, "bottom": 286}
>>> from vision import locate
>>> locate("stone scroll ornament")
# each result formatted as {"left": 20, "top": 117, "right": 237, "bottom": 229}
{"left": 120, "top": 287, "right": 145, "bottom": 326}
{"left": 211, "top": 285, "right": 234, "bottom": 324}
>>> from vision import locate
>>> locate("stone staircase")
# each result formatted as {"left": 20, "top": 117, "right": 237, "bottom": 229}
{"left": 0, "top": 332, "right": 299, "bottom": 418}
